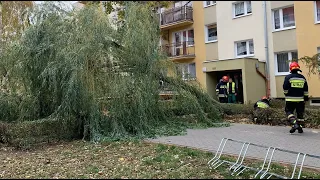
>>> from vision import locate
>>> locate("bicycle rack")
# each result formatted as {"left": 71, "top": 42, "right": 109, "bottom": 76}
{"left": 208, "top": 138, "right": 320, "bottom": 179}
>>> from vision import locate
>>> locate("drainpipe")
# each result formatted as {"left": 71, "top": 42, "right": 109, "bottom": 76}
{"left": 263, "top": 1, "right": 271, "bottom": 98}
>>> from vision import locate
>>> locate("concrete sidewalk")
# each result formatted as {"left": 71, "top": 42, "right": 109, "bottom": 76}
{"left": 146, "top": 123, "right": 320, "bottom": 169}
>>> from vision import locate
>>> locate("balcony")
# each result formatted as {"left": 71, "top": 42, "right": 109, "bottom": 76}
{"left": 161, "top": 41, "right": 195, "bottom": 61}
{"left": 159, "top": 6, "right": 193, "bottom": 30}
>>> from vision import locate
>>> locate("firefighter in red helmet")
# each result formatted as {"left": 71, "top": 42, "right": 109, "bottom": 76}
{"left": 216, "top": 76, "right": 228, "bottom": 103}
{"left": 283, "top": 61, "right": 309, "bottom": 134}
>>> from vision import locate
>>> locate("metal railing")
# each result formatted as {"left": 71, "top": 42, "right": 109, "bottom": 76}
{"left": 159, "top": 5, "right": 193, "bottom": 26}
{"left": 161, "top": 41, "right": 195, "bottom": 58}
{"left": 208, "top": 138, "right": 320, "bottom": 179}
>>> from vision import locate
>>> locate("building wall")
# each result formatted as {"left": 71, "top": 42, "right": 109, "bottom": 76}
{"left": 215, "top": 1, "right": 266, "bottom": 61}
{"left": 192, "top": 1, "right": 207, "bottom": 88}
{"left": 295, "top": 1, "right": 320, "bottom": 99}
{"left": 268, "top": 1, "right": 296, "bottom": 98}
{"left": 203, "top": 58, "right": 266, "bottom": 103}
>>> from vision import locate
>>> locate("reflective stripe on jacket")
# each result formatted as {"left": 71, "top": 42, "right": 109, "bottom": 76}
{"left": 256, "top": 101, "right": 269, "bottom": 108}
{"left": 216, "top": 82, "right": 227, "bottom": 97}
{"left": 254, "top": 100, "right": 270, "bottom": 110}
{"left": 227, "top": 82, "right": 236, "bottom": 94}
{"left": 283, "top": 73, "right": 309, "bottom": 102}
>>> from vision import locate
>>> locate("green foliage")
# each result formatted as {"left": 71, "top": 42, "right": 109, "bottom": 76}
{"left": 222, "top": 102, "right": 320, "bottom": 127}
{"left": 220, "top": 103, "right": 253, "bottom": 115}
{"left": 298, "top": 53, "right": 320, "bottom": 76}
{"left": 0, "top": 1, "right": 33, "bottom": 45}
{"left": 0, "top": 2, "right": 224, "bottom": 145}
{"left": 100, "top": 1, "right": 172, "bottom": 22}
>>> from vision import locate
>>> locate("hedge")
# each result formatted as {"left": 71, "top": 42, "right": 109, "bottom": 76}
{"left": 221, "top": 101, "right": 320, "bottom": 128}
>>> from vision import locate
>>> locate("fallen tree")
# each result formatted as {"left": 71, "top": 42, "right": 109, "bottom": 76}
{"left": 0, "top": 2, "right": 226, "bottom": 147}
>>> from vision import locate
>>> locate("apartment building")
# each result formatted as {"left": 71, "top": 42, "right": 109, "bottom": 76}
{"left": 76, "top": 1, "right": 320, "bottom": 105}
{"left": 159, "top": 1, "right": 320, "bottom": 105}
{"left": 294, "top": 1, "right": 320, "bottom": 106}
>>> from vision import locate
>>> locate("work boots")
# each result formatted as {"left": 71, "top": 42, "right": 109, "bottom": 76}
{"left": 289, "top": 124, "right": 303, "bottom": 134}
{"left": 289, "top": 123, "right": 300, "bottom": 134}
{"left": 297, "top": 125, "right": 303, "bottom": 133}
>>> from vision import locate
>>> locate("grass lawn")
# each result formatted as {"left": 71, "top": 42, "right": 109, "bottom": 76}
{"left": 0, "top": 140, "right": 319, "bottom": 179}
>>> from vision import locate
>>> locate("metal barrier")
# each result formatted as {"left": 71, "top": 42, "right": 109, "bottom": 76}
{"left": 208, "top": 138, "right": 320, "bottom": 179}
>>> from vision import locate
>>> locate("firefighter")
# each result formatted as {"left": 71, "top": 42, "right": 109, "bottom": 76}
{"left": 253, "top": 96, "right": 270, "bottom": 123}
{"left": 283, "top": 61, "right": 309, "bottom": 134}
{"left": 227, "top": 78, "right": 237, "bottom": 103}
{"left": 216, "top": 76, "right": 228, "bottom": 103}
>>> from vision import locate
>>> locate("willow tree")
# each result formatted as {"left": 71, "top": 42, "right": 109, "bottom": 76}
{"left": 0, "top": 1, "right": 33, "bottom": 45}
{"left": 80, "top": 1, "right": 172, "bottom": 21}
{"left": 0, "top": 1, "right": 33, "bottom": 94}
{"left": 1, "top": 2, "right": 224, "bottom": 142}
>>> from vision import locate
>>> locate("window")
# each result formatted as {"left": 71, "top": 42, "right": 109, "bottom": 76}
{"left": 175, "top": 1, "right": 192, "bottom": 8}
{"left": 205, "top": 24, "right": 217, "bottom": 43}
{"left": 316, "top": 1, "right": 320, "bottom": 23}
{"left": 275, "top": 51, "right": 298, "bottom": 75}
{"left": 235, "top": 40, "right": 254, "bottom": 57}
{"left": 173, "top": 29, "right": 194, "bottom": 46}
{"left": 233, "top": 1, "right": 252, "bottom": 18}
{"left": 176, "top": 63, "right": 196, "bottom": 80}
{"left": 310, "top": 99, "right": 320, "bottom": 106}
{"left": 204, "top": 1, "right": 216, "bottom": 7}
{"left": 188, "top": 30, "right": 194, "bottom": 46}
{"left": 273, "top": 6, "right": 295, "bottom": 31}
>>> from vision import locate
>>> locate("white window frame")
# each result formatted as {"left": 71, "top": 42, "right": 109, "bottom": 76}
{"left": 274, "top": 51, "right": 298, "bottom": 76}
{"left": 175, "top": 1, "right": 192, "bottom": 8}
{"left": 234, "top": 39, "right": 254, "bottom": 58}
{"left": 310, "top": 99, "right": 320, "bottom": 106}
{"left": 203, "top": 1, "right": 216, "bottom": 8}
{"left": 172, "top": 29, "right": 195, "bottom": 47}
{"left": 232, "top": 1, "right": 252, "bottom": 19}
{"left": 177, "top": 63, "right": 196, "bottom": 81}
{"left": 315, "top": 1, "right": 320, "bottom": 24}
{"left": 205, "top": 24, "right": 218, "bottom": 43}
{"left": 272, "top": 6, "right": 296, "bottom": 32}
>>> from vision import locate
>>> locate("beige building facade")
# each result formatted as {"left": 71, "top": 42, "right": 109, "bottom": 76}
{"left": 77, "top": 1, "right": 320, "bottom": 105}
{"left": 158, "top": 1, "right": 320, "bottom": 105}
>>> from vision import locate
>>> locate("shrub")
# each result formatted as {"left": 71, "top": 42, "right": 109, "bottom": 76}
{"left": 220, "top": 103, "right": 253, "bottom": 115}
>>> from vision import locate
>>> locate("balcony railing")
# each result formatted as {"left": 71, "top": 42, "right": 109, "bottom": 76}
{"left": 161, "top": 41, "right": 195, "bottom": 59}
{"left": 159, "top": 5, "right": 193, "bottom": 26}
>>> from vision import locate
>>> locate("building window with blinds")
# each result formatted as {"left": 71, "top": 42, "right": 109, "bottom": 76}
{"left": 235, "top": 39, "right": 254, "bottom": 57}
{"left": 205, "top": 24, "right": 217, "bottom": 43}
{"left": 176, "top": 63, "right": 196, "bottom": 80}
{"left": 204, "top": 1, "right": 216, "bottom": 7}
{"left": 233, "top": 1, "right": 252, "bottom": 18}
{"left": 315, "top": 1, "right": 320, "bottom": 23}
{"left": 273, "top": 6, "right": 295, "bottom": 31}
{"left": 275, "top": 51, "right": 298, "bottom": 75}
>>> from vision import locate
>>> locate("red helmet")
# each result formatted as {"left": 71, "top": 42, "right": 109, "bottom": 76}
{"left": 222, "top": 76, "right": 229, "bottom": 82}
{"left": 289, "top": 61, "right": 300, "bottom": 72}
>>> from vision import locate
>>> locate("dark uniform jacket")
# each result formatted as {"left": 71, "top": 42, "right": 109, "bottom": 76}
{"left": 283, "top": 72, "right": 309, "bottom": 102}
{"left": 216, "top": 81, "right": 228, "bottom": 98}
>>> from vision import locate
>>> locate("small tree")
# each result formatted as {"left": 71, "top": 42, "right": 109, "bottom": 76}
{"left": 298, "top": 53, "right": 320, "bottom": 76}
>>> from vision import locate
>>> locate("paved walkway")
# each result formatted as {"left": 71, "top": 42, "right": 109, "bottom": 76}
{"left": 146, "top": 123, "right": 320, "bottom": 169}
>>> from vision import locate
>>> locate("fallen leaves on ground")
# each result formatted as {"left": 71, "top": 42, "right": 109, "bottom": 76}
{"left": 1, "top": 140, "right": 319, "bottom": 179}
{"left": 0, "top": 140, "right": 225, "bottom": 179}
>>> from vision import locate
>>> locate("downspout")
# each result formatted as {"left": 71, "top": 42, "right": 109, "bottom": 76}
{"left": 263, "top": 1, "right": 271, "bottom": 98}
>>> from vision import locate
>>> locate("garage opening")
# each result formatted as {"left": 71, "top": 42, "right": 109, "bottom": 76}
{"left": 206, "top": 69, "right": 244, "bottom": 104}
